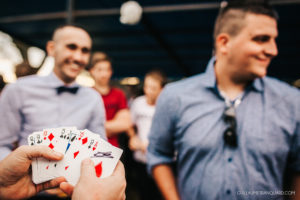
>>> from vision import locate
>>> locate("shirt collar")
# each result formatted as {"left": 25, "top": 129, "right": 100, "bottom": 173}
{"left": 251, "top": 78, "right": 263, "bottom": 92}
{"left": 202, "top": 56, "right": 263, "bottom": 93}
{"left": 202, "top": 57, "right": 217, "bottom": 89}
{"left": 45, "top": 72, "right": 80, "bottom": 88}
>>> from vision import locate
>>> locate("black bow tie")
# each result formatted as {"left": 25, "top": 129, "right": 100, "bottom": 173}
{"left": 56, "top": 86, "right": 79, "bottom": 95}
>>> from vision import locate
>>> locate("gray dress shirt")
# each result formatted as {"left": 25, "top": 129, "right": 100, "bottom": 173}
{"left": 0, "top": 72, "right": 106, "bottom": 160}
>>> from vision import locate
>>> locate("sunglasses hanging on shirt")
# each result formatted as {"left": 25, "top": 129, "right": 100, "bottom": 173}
{"left": 223, "top": 105, "right": 237, "bottom": 147}
{"left": 220, "top": 91, "right": 243, "bottom": 148}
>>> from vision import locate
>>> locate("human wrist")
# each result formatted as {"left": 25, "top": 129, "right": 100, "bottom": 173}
{"left": 130, "top": 134, "right": 138, "bottom": 140}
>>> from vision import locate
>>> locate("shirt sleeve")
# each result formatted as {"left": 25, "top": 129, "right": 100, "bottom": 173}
{"left": 86, "top": 93, "right": 107, "bottom": 141}
{"left": 147, "top": 86, "right": 180, "bottom": 173}
{"left": 288, "top": 92, "right": 300, "bottom": 172}
{"left": 0, "top": 83, "right": 22, "bottom": 160}
{"left": 130, "top": 98, "right": 138, "bottom": 124}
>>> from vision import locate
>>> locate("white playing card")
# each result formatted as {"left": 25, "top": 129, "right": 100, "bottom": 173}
{"left": 28, "top": 131, "right": 57, "bottom": 184}
{"left": 54, "top": 128, "right": 82, "bottom": 177}
{"left": 60, "top": 139, "right": 92, "bottom": 186}
{"left": 57, "top": 129, "right": 98, "bottom": 185}
{"left": 28, "top": 131, "right": 42, "bottom": 184}
{"left": 34, "top": 127, "right": 76, "bottom": 183}
{"left": 28, "top": 127, "right": 122, "bottom": 186}
{"left": 91, "top": 138, "right": 123, "bottom": 178}
{"left": 46, "top": 127, "right": 77, "bottom": 173}
{"left": 37, "top": 128, "right": 64, "bottom": 181}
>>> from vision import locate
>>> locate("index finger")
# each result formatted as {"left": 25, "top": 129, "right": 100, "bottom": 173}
{"left": 18, "top": 145, "right": 63, "bottom": 161}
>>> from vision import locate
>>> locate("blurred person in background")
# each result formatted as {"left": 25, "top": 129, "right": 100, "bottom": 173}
{"left": 293, "top": 79, "right": 300, "bottom": 89}
{"left": 127, "top": 69, "right": 166, "bottom": 200}
{"left": 147, "top": 1, "right": 300, "bottom": 200}
{"left": 88, "top": 52, "right": 132, "bottom": 147}
{"left": 15, "top": 61, "right": 39, "bottom": 78}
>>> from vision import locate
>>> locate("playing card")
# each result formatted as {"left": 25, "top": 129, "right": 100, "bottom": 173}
{"left": 28, "top": 127, "right": 123, "bottom": 186}
{"left": 90, "top": 138, "right": 123, "bottom": 178}
{"left": 37, "top": 128, "right": 63, "bottom": 182}
{"left": 60, "top": 139, "right": 92, "bottom": 186}
{"left": 58, "top": 129, "right": 99, "bottom": 185}
{"left": 27, "top": 131, "right": 42, "bottom": 183}
{"left": 41, "top": 127, "right": 77, "bottom": 179}
{"left": 77, "top": 129, "right": 101, "bottom": 152}
{"left": 34, "top": 127, "right": 76, "bottom": 183}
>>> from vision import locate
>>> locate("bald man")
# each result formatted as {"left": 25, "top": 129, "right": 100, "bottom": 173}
{"left": 0, "top": 25, "right": 106, "bottom": 160}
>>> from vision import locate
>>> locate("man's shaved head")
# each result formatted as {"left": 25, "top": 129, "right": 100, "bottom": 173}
{"left": 51, "top": 25, "right": 91, "bottom": 43}
{"left": 47, "top": 24, "right": 92, "bottom": 84}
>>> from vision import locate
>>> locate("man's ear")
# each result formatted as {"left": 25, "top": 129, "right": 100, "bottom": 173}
{"left": 215, "top": 33, "right": 230, "bottom": 54}
{"left": 46, "top": 41, "right": 55, "bottom": 57}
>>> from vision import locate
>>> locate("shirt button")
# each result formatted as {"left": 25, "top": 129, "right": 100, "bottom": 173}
{"left": 226, "top": 190, "right": 231, "bottom": 195}
{"left": 228, "top": 157, "right": 232, "bottom": 162}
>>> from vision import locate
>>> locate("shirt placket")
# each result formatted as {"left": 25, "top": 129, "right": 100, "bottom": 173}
{"left": 220, "top": 92, "right": 243, "bottom": 199}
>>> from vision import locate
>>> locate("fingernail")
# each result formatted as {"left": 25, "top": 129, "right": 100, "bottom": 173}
{"left": 83, "top": 158, "right": 92, "bottom": 165}
{"left": 53, "top": 151, "right": 63, "bottom": 158}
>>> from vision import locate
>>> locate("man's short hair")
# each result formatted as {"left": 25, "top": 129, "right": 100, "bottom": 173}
{"left": 145, "top": 69, "right": 167, "bottom": 88}
{"left": 15, "top": 61, "right": 39, "bottom": 78}
{"left": 213, "top": 1, "right": 278, "bottom": 45}
{"left": 88, "top": 52, "right": 112, "bottom": 70}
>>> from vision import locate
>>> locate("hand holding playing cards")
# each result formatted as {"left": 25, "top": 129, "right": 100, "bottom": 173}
{"left": 28, "top": 128, "right": 123, "bottom": 186}
{"left": 60, "top": 160, "right": 126, "bottom": 200}
{"left": 0, "top": 145, "right": 66, "bottom": 200}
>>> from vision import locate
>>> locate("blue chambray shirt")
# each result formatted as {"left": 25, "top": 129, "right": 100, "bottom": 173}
{"left": 0, "top": 72, "right": 107, "bottom": 160}
{"left": 147, "top": 57, "right": 300, "bottom": 200}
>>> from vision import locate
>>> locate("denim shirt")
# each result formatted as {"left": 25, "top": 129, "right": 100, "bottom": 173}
{"left": 147, "top": 57, "right": 300, "bottom": 200}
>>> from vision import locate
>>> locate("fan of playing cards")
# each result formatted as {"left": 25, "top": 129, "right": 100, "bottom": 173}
{"left": 28, "top": 127, "right": 123, "bottom": 186}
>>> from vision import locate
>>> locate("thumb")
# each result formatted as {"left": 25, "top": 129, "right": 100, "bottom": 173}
{"left": 111, "top": 161, "right": 125, "bottom": 178}
{"left": 79, "top": 158, "right": 96, "bottom": 181}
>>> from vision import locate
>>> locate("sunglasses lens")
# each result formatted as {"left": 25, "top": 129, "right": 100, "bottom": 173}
{"left": 223, "top": 127, "right": 237, "bottom": 147}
